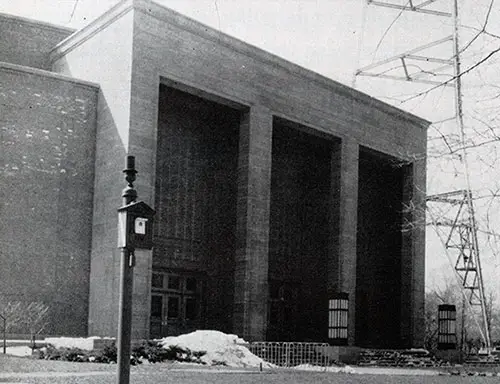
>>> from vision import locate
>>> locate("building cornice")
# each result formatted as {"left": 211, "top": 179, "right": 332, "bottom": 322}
{"left": 0, "top": 61, "right": 100, "bottom": 90}
{"left": 0, "top": 12, "right": 74, "bottom": 34}
{"left": 48, "top": 0, "right": 430, "bottom": 129}
{"left": 134, "top": 0, "right": 429, "bottom": 130}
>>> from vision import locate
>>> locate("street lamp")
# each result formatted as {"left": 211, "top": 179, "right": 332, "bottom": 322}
{"left": 438, "top": 304, "right": 457, "bottom": 350}
{"left": 116, "top": 156, "right": 155, "bottom": 384}
{"left": 328, "top": 293, "right": 349, "bottom": 346}
{"left": 0, "top": 313, "right": 6, "bottom": 354}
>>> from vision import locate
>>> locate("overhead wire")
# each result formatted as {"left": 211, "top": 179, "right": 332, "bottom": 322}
{"left": 69, "top": 0, "right": 80, "bottom": 23}
{"left": 352, "top": 0, "right": 369, "bottom": 88}
{"left": 371, "top": 0, "right": 410, "bottom": 59}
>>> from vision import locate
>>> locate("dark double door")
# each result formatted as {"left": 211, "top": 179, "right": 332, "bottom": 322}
{"left": 150, "top": 272, "right": 202, "bottom": 338}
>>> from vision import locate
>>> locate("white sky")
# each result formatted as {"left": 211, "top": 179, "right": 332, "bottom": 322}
{"left": 1, "top": 0, "right": 499, "bottom": 294}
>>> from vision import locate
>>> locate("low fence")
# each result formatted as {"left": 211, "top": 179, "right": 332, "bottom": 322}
{"left": 246, "top": 342, "right": 330, "bottom": 367}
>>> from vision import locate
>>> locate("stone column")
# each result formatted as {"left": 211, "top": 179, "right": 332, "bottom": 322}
{"left": 333, "top": 138, "right": 359, "bottom": 346}
{"left": 401, "top": 158, "right": 426, "bottom": 347}
{"left": 233, "top": 105, "right": 273, "bottom": 341}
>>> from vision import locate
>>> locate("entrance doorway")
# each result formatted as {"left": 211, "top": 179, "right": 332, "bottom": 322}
{"left": 150, "top": 271, "right": 202, "bottom": 338}
{"left": 267, "top": 280, "right": 300, "bottom": 341}
{"left": 356, "top": 147, "right": 404, "bottom": 348}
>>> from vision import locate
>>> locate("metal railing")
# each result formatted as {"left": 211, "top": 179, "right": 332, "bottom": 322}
{"left": 246, "top": 342, "right": 330, "bottom": 368}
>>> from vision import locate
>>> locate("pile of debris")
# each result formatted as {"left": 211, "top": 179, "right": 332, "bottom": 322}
{"left": 357, "top": 349, "right": 444, "bottom": 368}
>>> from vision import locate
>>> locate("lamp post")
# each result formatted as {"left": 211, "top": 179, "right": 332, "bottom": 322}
{"left": 116, "top": 156, "right": 155, "bottom": 384}
{"left": 0, "top": 313, "right": 6, "bottom": 354}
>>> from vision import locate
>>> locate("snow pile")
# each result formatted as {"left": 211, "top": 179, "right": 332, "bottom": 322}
{"left": 159, "top": 330, "right": 274, "bottom": 368}
{"left": 44, "top": 336, "right": 114, "bottom": 351}
{"left": 6, "top": 346, "right": 32, "bottom": 357}
{"left": 293, "top": 364, "right": 355, "bottom": 374}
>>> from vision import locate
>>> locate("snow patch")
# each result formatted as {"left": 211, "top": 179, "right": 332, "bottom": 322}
{"left": 6, "top": 346, "right": 32, "bottom": 357}
{"left": 159, "top": 330, "right": 274, "bottom": 368}
{"left": 44, "top": 336, "right": 114, "bottom": 351}
{"left": 293, "top": 363, "right": 355, "bottom": 374}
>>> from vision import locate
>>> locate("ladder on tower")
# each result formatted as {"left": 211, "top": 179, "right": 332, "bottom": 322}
{"left": 426, "top": 190, "right": 488, "bottom": 308}
{"left": 426, "top": 189, "right": 491, "bottom": 351}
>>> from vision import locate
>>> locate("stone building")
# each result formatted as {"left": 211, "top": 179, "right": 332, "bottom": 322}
{"left": 0, "top": 0, "right": 429, "bottom": 349}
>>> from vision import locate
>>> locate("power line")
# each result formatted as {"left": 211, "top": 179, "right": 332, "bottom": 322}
{"left": 69, "top": 0, "right": 80, "bottom": 23}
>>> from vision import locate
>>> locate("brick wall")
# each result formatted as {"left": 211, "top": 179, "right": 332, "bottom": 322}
{"left": 0, "top": 13, "right": 73, "bottom": 70}
{"left": 0, "top": 64, "right": 98, "bottom": 335}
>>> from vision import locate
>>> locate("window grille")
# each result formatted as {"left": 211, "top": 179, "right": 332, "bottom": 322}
{"left": 328, "top": 293, "right": 349, "bottom": 345}
{"left": 438, "top": 304, "right": 457, "bottom": 350}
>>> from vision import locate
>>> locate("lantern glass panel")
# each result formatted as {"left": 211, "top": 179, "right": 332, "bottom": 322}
{"left": 328, "top": 294, "right": 349, "bottom": 345}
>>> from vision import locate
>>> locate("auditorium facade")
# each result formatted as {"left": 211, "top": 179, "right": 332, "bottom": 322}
{"left": 0, "top": 0, "right": 429, "bottom": 348}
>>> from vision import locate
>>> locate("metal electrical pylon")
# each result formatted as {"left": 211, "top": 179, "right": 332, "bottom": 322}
{"left": 426, "top": 190, "right": 487, "bottom": 307}
{"left": 355, "top": 36, "right": 455, "bottom": 86}
{"left": 354, "top": 0, "right": 491, "bottom": 351}
{"left": 355, "top": 1, "right": 454, "bottom": 86}
{"left": 366, "top": 0, "right": 451, "bottom": 16}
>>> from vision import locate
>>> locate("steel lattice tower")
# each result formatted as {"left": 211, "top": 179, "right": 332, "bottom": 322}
{"left": 354, "top": 0, "right": 491, "bottom": 351}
